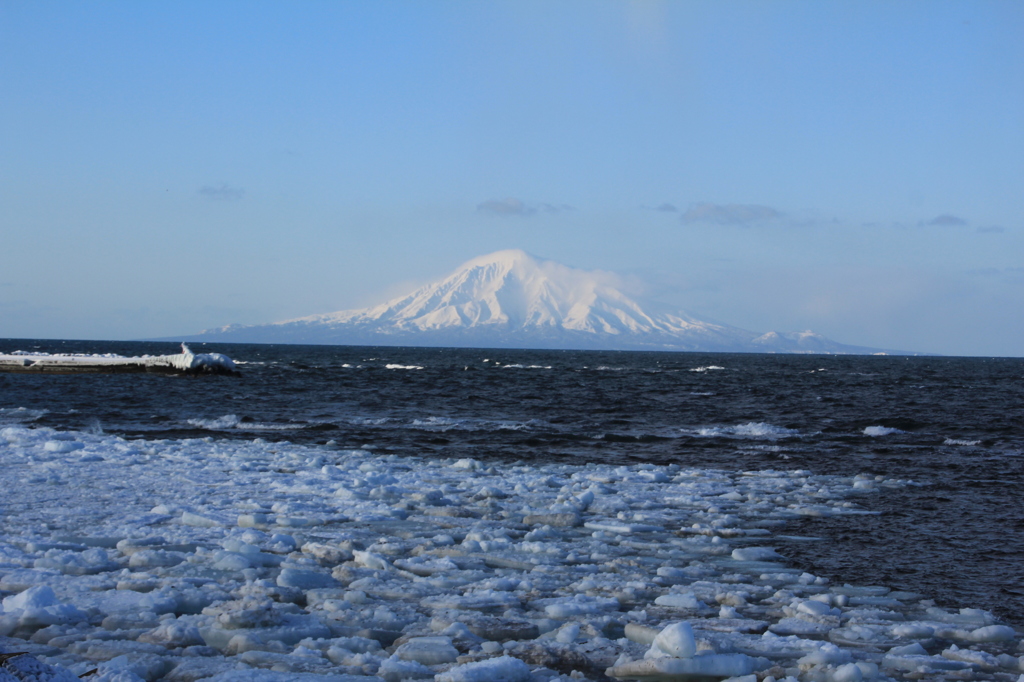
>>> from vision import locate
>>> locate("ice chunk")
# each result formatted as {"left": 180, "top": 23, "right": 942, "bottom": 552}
{"left": 431, "top": 612, "right": 538, "bottom": 641}
{"left": 378, "top": 656, "right": 435, "bottom": 681}
{"left": 181, "top": 511, "right": 231, "bottom": 527}
{"left": 942, "top": 644, "right": 1001, "bottom": 670}
{"left": 238, "top": 513, "right": 271, "bottom": 528}
{"left": 554, "top": 622, "right": 580, "bottom": 643}
{"left": 967, "top": 624, "right": 1016, "bottom": 642}
{"left": 625, "top": 623, "right": 661, "bottom": 645}
{"left": 654, "top": 593, "right": 703, "bottom": 609}
{"left": 888, "top": 643, "right": 927, "bottom": 656}
{"left": 523, "top": 512, "right": 581, "bottom": 527}
{"left": 392, "top": 636, "right": 459, "bottom": 665}
{"left": 128, "top": 549, "right": 187, "bottom": 568}
{"left": 543, "top": 595, "right": 620, "bottom": 618}
{"left": 3, "top": 584, "right": 60, "bottom": 611}
{"left": 769, "top": 617, "right": 833, "bottom": 637}
{"left": 33, "top": 547, "right": 117, "bottom": 574}
{"left": 436, "top": 655, "right": 531, "bottom": 682}
{"left": 584, "top": 521, "right": 662, "bottom": 534}
{"left": 199, "top": 615, "right": 331, "bottom": 651}
{"left": 452, "top": 458, "right": 482, "bottom": 471}
{"left": 0, "top": 653, "right": 80, "bottom": 682}
{"left": 889, "top": 623, "right": 934, "bottom": 639}
{"left": 196, "top": 670, "right": 371, "bottom": 681}
{"left": 796, "top": 600, "right": 837, "bottom": 617}
{"left": 797, "top": 643, "right": 851, "bottom": 667}
{"left": 882, "top": 653, "right": 973, "bottom": 673}
{"left": 138, "top": 620, "right": 206, "bottom": 648}
{"left": 607, "top": 653, "right": 756, "bottom": 680}
{"left": 423, "top": 592, "right": 522, "bottom": 612}
{"left": 276, "top": 568, "right": 338, "bottom": 590}
{"left": 730, "top": 547, "right": 784, "bottom": 562}
{"left": 649, "top": 621, "right": 696, "bottom": 658}
{"left": 831, "top": 662, "right": 866, "bottom": 682}
{"left": 352, "top": 550, "right": 390, "bottom": 570}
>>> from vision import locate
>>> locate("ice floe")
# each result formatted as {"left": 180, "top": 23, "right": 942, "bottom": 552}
{"left": 0, "top": 425, "right": 1021, "bottom": 681}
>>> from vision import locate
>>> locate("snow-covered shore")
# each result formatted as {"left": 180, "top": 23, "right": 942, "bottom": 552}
{"left": 0, "top": 426, "right": 1021, "bottom": 682}
{"left": 0, "top": 345, "right": 238, "bottom": 376}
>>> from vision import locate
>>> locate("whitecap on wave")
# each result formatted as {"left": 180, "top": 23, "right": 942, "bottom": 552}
{"left": 0, "top": 407, "right": 48, "bottom": 425}
{"left": 694, "top": 422, "right": 800, "bottom": 439}
{"left": 350, "top": 416, "right": 392, "bottom": 426}
{"left": 186, "top": 414, "right": 306, "bottom": 431}
{"left": 863, "top": 426, "right": 903, "bottom": 437}
{"left": 409, "top": 416, "right": 538, "bottom": 432}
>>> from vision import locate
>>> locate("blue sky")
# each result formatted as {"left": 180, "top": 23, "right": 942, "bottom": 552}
{"left": 2, "top": 1, "right": 1022, "bottom": 355}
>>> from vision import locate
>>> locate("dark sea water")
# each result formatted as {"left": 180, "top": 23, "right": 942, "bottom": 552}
{"left": 2, "top": 339, "right": 1023, "bottom": 625}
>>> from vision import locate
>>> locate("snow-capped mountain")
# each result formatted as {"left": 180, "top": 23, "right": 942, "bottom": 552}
{"left": 186, "top": 250, "right": 885, "bottom": 353}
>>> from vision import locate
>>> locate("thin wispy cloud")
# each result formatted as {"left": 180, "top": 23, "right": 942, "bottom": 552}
{"left": 967, "top": 266, "right": 1024, "bottom": 280}
{"left": 539, "top": 202, "right": 574, "bottom": 214}
{"left": 976, "top": 226, "right": 1005, "bottom": 234}
{"left": 477, "top": 198, "right": 573, "bottom": 217}
{"left": 925, "top": 213, "right": 968, "bottom": 226}
{"left": 655, "top": 203, "right": 678, "bottom": 212}
{"left": 681, "top": 202, "right": 783, "bottom": 225}
{"left": 477, "top": 197, "right": 534, "bottom": 216}
{"left": 199, "top": 183, "right": 246, "bottom": 201}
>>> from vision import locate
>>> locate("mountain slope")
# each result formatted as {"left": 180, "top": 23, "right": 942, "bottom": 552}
{"left": 186, "top": 250, "right": 888, "bottom": 353}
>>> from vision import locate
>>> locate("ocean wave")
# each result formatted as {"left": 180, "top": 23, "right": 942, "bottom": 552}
{"left": 409, "top": 416, "right": 538, "bottom": 432}
{"left": 690, "top": 365, "right": 725, "bottom": 372}
{"left": 944, "top": 438, "right": 981, "bottom": 446}
{"left": 594, "top": 431, "right": 679, "bottom": 443}
{"left": 863, "top": 426, "right": 903, "bottom": 437}
{"left": 744, "top": 444, "right": 786, "bottom": 452}
{"left": 694, "top": 422, "right": 800, "bottom": 439}
{"left": 350, "top": 417, "right": 393, "bottom": 426}
{"left": 186, "top": 414, "right": 307, "bottom": 431}
{"left": 501, "top": 364, "right": 552, "bottom": 369}
{"left": 0, "top": 407, "right": 48, "bottom": 425}
{"left": 385, "top": 364, "right": 424, "bottom": 370}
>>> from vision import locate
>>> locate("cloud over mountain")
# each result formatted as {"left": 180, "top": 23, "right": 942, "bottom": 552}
{"left": 477, "top": 198, "right": 573, "bottom": 217}
{"left": 199, "top": 183, "right": 245, "bottom": 201}
{"left": 926, "top": 214, "right": 968, "bottom": 226}
{"left": 681, "top": 203, "right": 782, "bottom": 225}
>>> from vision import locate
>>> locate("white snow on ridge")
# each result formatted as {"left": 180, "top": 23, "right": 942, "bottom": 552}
{"left": 0, "top": 425, "right": 1018, "bottom": 682}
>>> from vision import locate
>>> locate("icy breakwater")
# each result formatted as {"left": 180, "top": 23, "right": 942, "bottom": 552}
{"left": 0, "top": 345, "right": 238, "bottom": 376}
{"left": 0, "top": 427, "right": 1021, "bottom": 682}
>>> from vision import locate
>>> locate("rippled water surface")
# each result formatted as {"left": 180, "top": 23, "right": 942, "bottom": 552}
{"left": 2, "top": 339, "right": 1023, "bottom": 624}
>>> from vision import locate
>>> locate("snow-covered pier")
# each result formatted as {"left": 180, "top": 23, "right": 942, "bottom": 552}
{"left": 0, "top": 345, "right": 239, "bottom": 377}
{"left": 1, "top": 426, "right": 1021, "bottom": 682}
